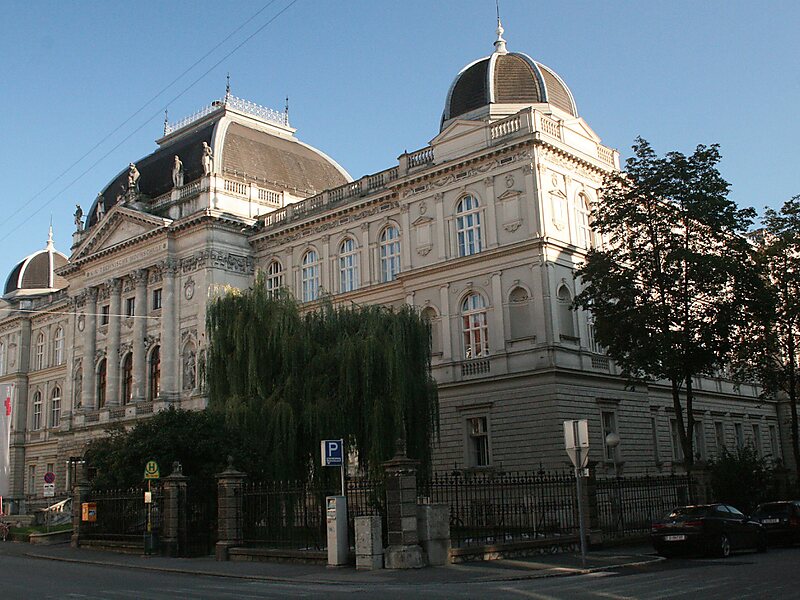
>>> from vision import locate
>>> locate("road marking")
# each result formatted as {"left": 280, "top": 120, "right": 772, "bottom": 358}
{"left": 498, "top": 587, "right": 561, "bottom": 599}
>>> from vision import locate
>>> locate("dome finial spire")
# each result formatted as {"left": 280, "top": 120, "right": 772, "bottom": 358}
{"left": 494, "top": 1, "right": 508, "bottom": 54}
{"left": 46, "top": 219, "right": 54, "bottom": 250}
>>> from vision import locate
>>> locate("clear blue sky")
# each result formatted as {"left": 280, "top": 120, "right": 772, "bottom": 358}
{"left": 1, "top": 1, "right": 797, "bottom": 282}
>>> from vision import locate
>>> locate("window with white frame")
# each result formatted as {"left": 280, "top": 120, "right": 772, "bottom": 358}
{"left": 576, "top": 193, "right": 593, "bottom": 249}
{"left": 461, "top": 293, "right": 489, "bottom": 359}
{"left": 735, "top": 422, "right": 744, "bottom": 448}
{"left": 466, "top": 416, "right": 490, "bottom": 467}
{"left": 35, "top": 333, "right": 45, "bottom": 370}
{"left": 50, "top": 386, "right": 61, "bottom": 428}
{"left": 557, "top": 286, "right": 577, "bottom": 339}
{"left": 301, "top": 250, "right": 320, "bottom": 302}
{"left": 338, "top": 238, "right": 359, "bottom": 293}
{"left": 714, "top": 421, "right": 725, "bottom": 455}
{"left": 601, "top": 410, "right": 618, "bottom": 462}
{"left": 455, "top": 195, "right": 482, "bottom": 257}
{"left": 379, "top": 225, "right": 401, "bottom": 282}
{"left": 769, "top": 425, "right": 780, "bottom": 459}
{"left": 266, "top": 260, "right": 284, "bottom": 295}
{"left": 693, "top": 421, "right": 706, "bottom": 461}
{"left": 125, "top": 297, "right": 135, "bottom": 317}
{"left": 752, "top": 424, "right": 761, "bottom": 457}
{"left": 53, "top": 327, "right": 65, "bottom": 365}
{"left": 32, "top": 391, "right": 42, "bottom": 430}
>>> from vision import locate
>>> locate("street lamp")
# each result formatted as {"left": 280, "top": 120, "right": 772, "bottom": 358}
{"left": 605, "top": 432, "right": 623, "bottom": 533}
{"left": 605, "top": 432, "right": 621, "bottom": 478}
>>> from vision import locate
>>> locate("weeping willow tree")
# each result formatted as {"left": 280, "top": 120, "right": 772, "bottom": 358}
{"left": 206, "top": 275, "right": 439, "bottom": 482}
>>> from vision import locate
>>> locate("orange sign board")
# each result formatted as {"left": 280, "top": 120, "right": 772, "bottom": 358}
{"left": 81, "top": 502, "right": 97, "bottom": 522}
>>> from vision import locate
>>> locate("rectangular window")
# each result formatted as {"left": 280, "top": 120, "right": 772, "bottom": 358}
{"left": 466, "top": 416, "right": 490, "bottom": 467}
{"left": 735, "top": 423, "right": 744, "bottom": 449}
{"left": 28, "top": 465, "right": 36, "bottom": 496}
{"left": 125, "top": 297, "right": 135, "bottom": 317}
{"left": 769, "top": 425, "right": 780, "bottom": 459}
{"left": 100, "top": 305, "right": 110, "bottom": 326}
{"left": 152, "top": 289, "right": 162, "bottom": 310}
{"left": 714, "top": 422, "right": 725, "bottom": 456}
{"left": 693, "top": 421, "right": 705, "bottom": 461}
{"left": 752, "top": 424, "right": 761, "bottom": 457}
{"left": 651, "top": 416, "right": 660, "bottom": 464}
{"left": 50, "top": 395, "right": 61, "bottom": 428}
{"left": 601, "top": 411, "right": 618, "bottom": 462}
{"left": 670, "top": 419, "right": 683, "bottom": 462}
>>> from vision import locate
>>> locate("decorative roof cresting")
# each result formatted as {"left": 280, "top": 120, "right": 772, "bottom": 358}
{"left": 164, "top": 94, "right": 290, "bottom": 136}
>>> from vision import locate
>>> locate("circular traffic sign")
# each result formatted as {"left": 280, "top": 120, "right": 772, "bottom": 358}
{"left": 44, "top": 472, "right": 55, "bottom": 484}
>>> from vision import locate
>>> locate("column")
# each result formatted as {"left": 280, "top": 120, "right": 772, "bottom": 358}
{"left": 438, "top": 284, "right": 452, "bottom": 361}
{"left": 483, "top": 176, "right": 499, "bottom": 248}
{"left": 434, "top": 193, "right": 446, "bottom": 261}
{"left": 489, "top": 271, "right": 505, "bottom": 352}
{"left": 399, "top": 204, "right": 412, "bottom": 271}
{"left": 82, "top": 288, "right": 98, "bottom": 411}
{"left": 105, "top": 278, "right": 121, "bottom": 406}
{"left": 132, "top": 269, "right": 148, "bottom": 402}
{"left": 159, "top": 260, "right": 178, "bottom": 401}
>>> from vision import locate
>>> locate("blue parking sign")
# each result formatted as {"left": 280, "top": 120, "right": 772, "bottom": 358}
{"left": 321, "top": 439, "right": 344, "bottom": 467}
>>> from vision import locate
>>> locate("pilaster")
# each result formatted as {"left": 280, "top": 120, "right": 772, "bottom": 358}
{"left": 132, "top": 269, "right": 148, "bottom": 402}
{"left": 105, "top": 278, "right": 122, "bottom": 406}
{"left": 82, "top": 288, "right": 98, "bottom": 411}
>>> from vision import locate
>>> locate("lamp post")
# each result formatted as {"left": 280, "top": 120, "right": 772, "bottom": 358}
{"left": 605, "top": 432, "right": 622, "bottom": 533}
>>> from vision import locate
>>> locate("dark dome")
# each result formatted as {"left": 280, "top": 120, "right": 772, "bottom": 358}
{"left": 4, "top": 232, "right": 68, "bottom": 297}
{"left": 441, "top": 29, "right": 578, "bottom": 129}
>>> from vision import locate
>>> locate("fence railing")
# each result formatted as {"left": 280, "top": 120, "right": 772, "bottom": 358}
{"left": 420, "top": 470, "right": 579, "bottom": 549}
{"left": 596, "top": 474, "right": 692, "bottom": 540}
{"left": 242, "top": 477, "right": 384, "bottom": 550}
{"left": 83, "top": 484, "right": 163, "bottom": 542}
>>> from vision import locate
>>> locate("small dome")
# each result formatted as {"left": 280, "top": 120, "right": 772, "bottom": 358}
{"left": 441, "top": 23, "right": 578, "bottom": 129}
{"left": 4, "top": 229, "right": 69, "bottom": 298}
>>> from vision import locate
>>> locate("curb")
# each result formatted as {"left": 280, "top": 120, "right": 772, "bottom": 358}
{"left": 24, "top": 550, "right": 665, "bottom": 586}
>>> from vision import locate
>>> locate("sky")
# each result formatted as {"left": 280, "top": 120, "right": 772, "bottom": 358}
{"left": 1, "top": 0, "right": 798, "bottom": 282}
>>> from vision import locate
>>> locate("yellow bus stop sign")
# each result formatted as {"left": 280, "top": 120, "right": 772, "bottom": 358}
{"left": 144, "top": 460, "right": 160, "bottom": 480}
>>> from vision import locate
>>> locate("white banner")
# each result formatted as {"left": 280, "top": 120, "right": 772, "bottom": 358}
{"left": 0, "top": 384, "right": 12, "bottom": 498}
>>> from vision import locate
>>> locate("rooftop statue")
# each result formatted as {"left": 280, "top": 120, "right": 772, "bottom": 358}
{"left": 201, "top": 142, "right": 214, "bottom": 176}
{"left": 172, "top": 155, "right": 184, "bottom": 188}
{"left": 74, "top": 204, "right": 84, "bottom": 232}
{"left": 128, "top": 163, "right": 140, "bottom": 193}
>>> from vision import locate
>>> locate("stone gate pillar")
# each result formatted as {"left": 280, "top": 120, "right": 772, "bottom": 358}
{"left": 161, "top": 461, "right": 189, "bottom": 557}
{"left": 215, "top": 457, "right": 245, "bottom": 561}
{"left": 383, "top": 439, "right": 424, "bottom": 569}
{"left": 71, "top": 462, "right": 89, "bottom": 548}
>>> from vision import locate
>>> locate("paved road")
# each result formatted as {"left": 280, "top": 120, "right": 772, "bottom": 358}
{"left": 2, "top": 545, "right": 797, "bottom": 599}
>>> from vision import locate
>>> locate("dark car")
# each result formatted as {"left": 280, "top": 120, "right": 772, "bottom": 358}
{"left": 650, "top": 504, "right": 767, "bottom": 558}
{"left": 752, "top": 501, "right": 800, "bottom": 545}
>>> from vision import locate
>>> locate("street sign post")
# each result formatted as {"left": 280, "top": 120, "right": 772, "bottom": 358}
{"left": 143, "top": 460, "right": 159, "bottom": 555}
{"left": 563, "top": 419, "right": 589, "bottom": 567}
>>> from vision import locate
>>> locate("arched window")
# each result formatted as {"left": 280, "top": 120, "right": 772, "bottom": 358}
{"left": 121, "top": 353, "right": 133, "bottom": 405}
{"left": 557, "top": 286, "right": 577, "bottom": 340}
{"left": 421, "top": 306, "right": 441, "bottom": 355}
{"left": 379, "top": 225, "right": 401, "bottom": 282}
{"left": 35, "top": 333, "right": 45, "bottom": 370}
{"left": 0, "top": 341, "right": 5, "bottom": 376}
{"left": 461, "top": 293, "right": 489, "bottom": 359}
{"left": 301, "top": 250, "right": 320, "bottom": 302}
{"left": 53, "top": 327, "right": 65, "bottom": 366}
{"left": 50, "top": 386, "right": 61, "bottom": 428}
{"left": 576, "top": 193, "right": 593, "bottom": 249}
{"left": 96, "top": 359, "right": 107, "bottom": 409}
{"left": 32, "top": 391, "right": 42, "bottom": 430}
{"left": 508, "top": 286, "right": 534, "bottom": 339}
{"left": 266, "top": 260, "right": 284, "bottom": 295}
{"left": 455, "top": 195, "right": 482, "bottom": 257}
{"left": 149, "top": 346, "right": 161, "bottom": 401}
{"left": 338, "top": 238, "right": 359, "bottom": 293}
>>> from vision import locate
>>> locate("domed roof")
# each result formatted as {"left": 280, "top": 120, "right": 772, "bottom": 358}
{"left": 4, "top": 228, "right": 69, "bottom": 298}
{"left": 441, "top": 23, "right": 578, "bottom": 129}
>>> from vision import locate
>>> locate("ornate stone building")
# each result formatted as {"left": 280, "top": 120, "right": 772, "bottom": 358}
{"left": 0, "top": 27, "right": 786, "bottom": 510}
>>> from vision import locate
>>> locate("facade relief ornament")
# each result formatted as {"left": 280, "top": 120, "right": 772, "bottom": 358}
{"left": 184, "top": 277, "right": 195, "bottom": 301}
{"left": 483, "top": 177, "right": 493, "bottom": 187}
{"left": 131, "top": 268, "right": 149, "bottom": 285}
{"left": 77, "top": 314, "right": 86, "bottom": 332}
{"left": 419, "top": 201, "right": 427, "bottom": 215}
{"left": 143, "top": 335, "right": 159, "bottom": 349}
{"left": 505, "top": 175, "right": 515, "bottom": 188}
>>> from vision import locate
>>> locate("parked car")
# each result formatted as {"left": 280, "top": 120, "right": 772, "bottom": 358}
{"left": 650, "top": 504, "right": 767, "bottom": 558}
{"left": 752, "top": 501, "right": 800, "bottom": 545}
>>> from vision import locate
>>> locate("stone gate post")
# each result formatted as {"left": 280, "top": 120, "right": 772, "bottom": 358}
{"left": 70, "top": 461, "right": 89, "bottom": 548}
{"left": 383, "top": 439, "right": 424, "bottom": 569}
{"left": 161, "top": 461, "right": 189, "bottom": 557}
{"left": 215, "top": 456, "right": 245, "bottom": 561}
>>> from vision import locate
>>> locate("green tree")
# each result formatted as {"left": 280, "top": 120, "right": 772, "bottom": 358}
{"left": 708, "top": 447, "right": 773, "bottom": 514}
{"left": 747, "top": 196, "right": 800, "bottom": 479}
{"left": 574, "top": 138, "right": 762, "bottom": 481}
{"left": 84, "top": 407, "right": 232, "bottom": 489}
{"left": 206, "top": 276, "right": 439, "bottom": 482}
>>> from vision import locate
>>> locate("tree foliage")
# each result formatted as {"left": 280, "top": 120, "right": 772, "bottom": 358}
{"left": 708, "top": 447, "right": 774, "bottom": 514}
{"left": 206, "top": 276, "right": 439, "bottom": 482}
{"left": 574, "top": 138, "right": 762, "bottom": 476}
{"left": 84, "top": 407, "right": 231, "bottom": 490}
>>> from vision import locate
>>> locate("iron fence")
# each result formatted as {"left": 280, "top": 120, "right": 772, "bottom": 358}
{"left": 84, "top": 483, "right": 163, "bottom": 542}
{"left": 596, "top": 474, "right": 692, "bottom": 539}
{"left": 242, "top": 477, "right": 385, "bottom": 550}
{"left": 419, "top": 470, "right": 579, "bottom": 549}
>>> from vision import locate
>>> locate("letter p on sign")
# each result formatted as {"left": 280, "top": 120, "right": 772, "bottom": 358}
{"left": 321, "top": 439, "right": 344, "bottom": 466}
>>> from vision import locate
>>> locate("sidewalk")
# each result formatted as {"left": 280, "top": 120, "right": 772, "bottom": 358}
{"left": 13, "top": 542, "right": 662, "bottom": 586}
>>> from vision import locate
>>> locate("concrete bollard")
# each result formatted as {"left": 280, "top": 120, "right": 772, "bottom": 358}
{"left": 417, "top": 503, "right": 450, "bottom": 566}
{"left": 355, "top": 515, "right": 384, "bottom": 570}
